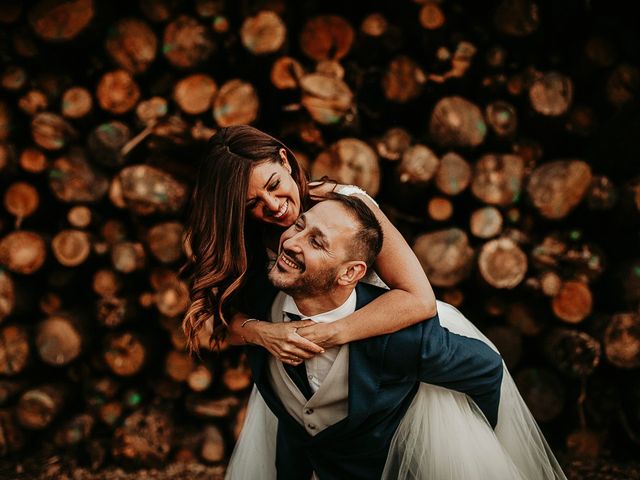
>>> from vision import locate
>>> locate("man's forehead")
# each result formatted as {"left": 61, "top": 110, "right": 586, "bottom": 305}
{"left": 305, "top": 201, "right": 355, "bottom": 233}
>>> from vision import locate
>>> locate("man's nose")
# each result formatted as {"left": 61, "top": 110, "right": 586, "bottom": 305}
{"left": 282, "top": 233, "right": 302, "bottom": 252}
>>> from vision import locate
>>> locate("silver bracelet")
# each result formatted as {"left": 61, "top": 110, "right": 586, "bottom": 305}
{"left": 240, "top": 318, "right": 259, "bottom": 344}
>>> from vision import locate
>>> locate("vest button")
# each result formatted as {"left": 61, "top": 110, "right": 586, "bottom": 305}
{"left": 307, "top": 423, "right": 316, "bottom": 430}
{"left": 305, "top": 408, "right": 314, "bottom": 415}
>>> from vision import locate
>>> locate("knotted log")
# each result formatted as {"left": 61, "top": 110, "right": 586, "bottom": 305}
{"left": 429, "top": 96, "right": 487, "bottom": 148}
{"left": 604, "top": 312, "right": 640, "bottom": 369}
{"left": 35, "top": 314, "right": 84, "bottom": 366}
{"left": 472, "top": 153, "right": 525, "bottom": 206}
{"left": 3, "top": 181, "right": 39, "bottom": 228}
{"left": 412, "top": 228, "right": 474, "bottom": 287}
{"left": 270, "top": 56, "right": 305, "bottom": 90}
{"left": 103, "top": 331, "right": 149, "bottom": 376}
{"left": 105, "top": 17, "right": 157, "bottom": 74}
{"left": 375, "top": 127, "right": 411, "bottom": 162}
{"left": 478, "top": 237, "right": 528, "bottom": 289}
{"left": 396, "top": 144, "right": 439, "bottom": 184}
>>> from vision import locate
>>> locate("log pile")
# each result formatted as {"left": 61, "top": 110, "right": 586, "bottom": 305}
{"left": 0, "top": 0, "right": 639, "bottom": 476}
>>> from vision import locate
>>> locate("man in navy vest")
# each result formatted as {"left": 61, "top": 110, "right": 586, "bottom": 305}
{"left": 240, "top": 194, "right": 504, "bottom": 479}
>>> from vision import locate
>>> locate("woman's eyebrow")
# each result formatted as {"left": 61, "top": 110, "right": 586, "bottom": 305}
{"left": 246, "top": 173, "right": 277, "bottom": 204}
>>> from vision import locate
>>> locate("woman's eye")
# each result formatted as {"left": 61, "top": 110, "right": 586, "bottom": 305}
{"left": 269, "top": 180, "right": 280, "bottom": 191}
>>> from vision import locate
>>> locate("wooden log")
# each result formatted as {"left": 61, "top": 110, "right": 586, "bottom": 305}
{"left": 17, "top": 383, "right": 66, "bottom": 429}
{"left": 19, "top": 147, "right": 48, "bottom": 173}
{"left": 222, "top": 361, "right": 251, "bottom": 392}
{"left": 136, "top": 96, "right": 168, "bottom": 125}
{"left": 360, "top": 12, "right": 387, "bottom": 37}
{"left": 97, "top": 296, "right": 138, "bottom": 328}
{"left": 605, "top": 64, "right": 640, "bottom": 108}
{"left": 604, "top": 312, "right": 640, "bottom": 369}
{"left": 67, "top": 205, "right": 92, "bottom": 228}
{"left": 173, "top": 74, "right": 217, "bottom": 116}
{"left": 240, "top": 11, "right": 286, "bottom": 56}
{"left": 163, "top": 15, "right": 215, "bottom": 69}
{"left": 165, "top": 350, "right": 195, "bottom": 383}
{"left": 470, "top": 206, "right": 503, "bottom": 238}
{"left": 485, "top": 325, "right": 523, "bottom": 369}
{"left": 0, "top": 231, "right": 47, "bottom": 274}
{"left": 412, "top": 228, "right": 474, "bottom": 287}
{"left": 271, "top": 56, "right": 305, "bottom": 90}
{"left": 586, "top": 175, "right": 617, "bottom": 210}
{"left": 105, "top": 18, "right": 157, "bottom": 75}
{"left": 92, "top": 269, "right": 122, "bottom": 298}
{"left": 200, "top": 425, "right": 224, "bottom": 463}
{"left": 552, "top": 280, "right": 593, "bottom": 324}
{"left": 526, "top": 160, "right": 593, "bottom": 219}
{"left": 0, "top": 324, "right": 30, "bottom": 376}
{"left": 96, "top": 70, "right": 141, "bottom": 115}
{"left": 429, "top": 96, "right": 487, "bottom": 148}
{"left": 138, "top": 0, "right": 180, "bottom": 23}
{"left": 3, "top": 181, "right": 39, "bottom": 228}
{"left": 472, "top": 153, "right": 524, "bottom": 206}
{"left": 54, "top": 413, "right": 94, "bottom": 446}
{"left": 493, "top": 0, "right": 539, "bottom": 36}
{"left": 146, "top": 222, "right": 185, "bottom": 265}
{"left": 312, "top": 139, "right": 380, "bottom": 196}
{"left": 0, "top": 379, "right": 26, "bottom": 407}
{"left": 485, "top": 100, "right": 517, "bottom": 137}
{"left": 0, "top": 409, "right": 26, "bottom": 456}
{"left": 39, "top": 292, "right": 62, "bottom": 315}
{"left": 478, "top": 237, "right": 527, "bottom": 289}
{"left": 539, "top": 270, "right": 562, "bottom": 297}
{"left": 184, "top": 394, "right": 239, "bottom": 419}
{"left": 155, "top": 280, "right": 190, "bottom": 317}
{"left": 396, "top": 144, "right": 439, "bottom": 184}
{"left": 49, "top": 148, "right": 110, "bottom": 202}
{"left": 0, "top": 271, "right": 15, "bottom": 323}
{"left": 103, "top": 331, "right": 148, "bottom": 376}
{"left": 187, "top": 364, "right": 213, "bottom": 392}
{"left": 565, "top": 104, "right": 597, "bottom": 137}
{"left": 315, "top": 60, "right": 345, "bottom": 80}
{"left": 18, "top": 89, "right": 48, "bottom": 116}
{"left": 111, "top": 241, "right": 146, "bottom": 273}
{"left": 434, "top": 152, "right": 472, "bottom": 196}
{"left": 375, "top": 127, "right": 411, "bottom": 162}
{"left": 300, "top": 73, "right": 354, "bottom": 125}
{"left": 514, "top": 368, "right": 565, "bottom": 422}
{"left": 419, "top": 2, "right": 445, "bottom": 30}
{"left": 28, "top": 0, "right": 94, "bottom": 42}
{"left": 300, "top": 15, "right": 354, "bottom": 62}
{"left": 113, "top": 408, "right": 173, "bottom": 467}
{"left": 529, "top": 72, "right": 573, "bottom": 117}
{"left": 35, "top": 314, "right": 83, "bottom": 366}
{"left": 544, "top": 328, "right": 601, "bottom": 378}
{"left": 584, "top": 36, "right": 617, "bottom": 68}
{"left": 114, "top": 165, "right": 189, "bottom": 215}
{"left": 382, "top": 56, "right": 426, "bottom": 103}
{"left": 51, "top": 229, "right": 91, "bottom": 267}
{"left": 427, "top": 197, "right": 453, "bottom": 222}
{"left": 87, "top": 121, "right": 131, "bottom": 167}
{"left": 98, "top": 401, "right": 123, "bottom": 427}
{"left": 212, "top": 79, "right": 259, "bottom": 127}
{"left": 0, "top": 101, "right": 10, "bottom": 141}
{"left": 61, "top": 86, "right": 93, "bottom": 119}
{"left": 31, "top": 112, "right": 77, "bottom": 150}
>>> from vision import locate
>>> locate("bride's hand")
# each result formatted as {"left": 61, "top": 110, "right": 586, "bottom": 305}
{"left": 254, "top": 320, "right": 325, "bottom": 365}
{"left": 296, "top": 322, "right": 344, "bottom": 350}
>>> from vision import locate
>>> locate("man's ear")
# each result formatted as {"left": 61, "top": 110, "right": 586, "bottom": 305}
{"left": 336, "top": 261, "right": 367, "bottom": 286}
{"left": 279, "top": 148, "right": 291, "bottom": 173}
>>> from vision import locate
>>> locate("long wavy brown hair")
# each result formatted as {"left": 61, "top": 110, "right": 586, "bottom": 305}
{"left": 181, "top": 126, "right": 308, "bottom": 354}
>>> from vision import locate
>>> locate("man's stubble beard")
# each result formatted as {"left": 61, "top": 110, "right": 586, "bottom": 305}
{"left": 268, "top": 264, "right": 339, "bottom": 298}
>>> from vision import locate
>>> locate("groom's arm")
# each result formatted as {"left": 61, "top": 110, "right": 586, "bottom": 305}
{"left": 416, "top": 314, "right": 503, "bottom": 428}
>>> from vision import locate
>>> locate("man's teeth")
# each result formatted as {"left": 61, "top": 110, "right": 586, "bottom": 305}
{"left": 281, "top": 254, "right": 299, "bottom": 269}
{"left": 273, "top": 200, "right": 288, "bottom": 218}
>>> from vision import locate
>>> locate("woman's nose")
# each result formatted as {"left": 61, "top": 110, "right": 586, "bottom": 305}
{"left": 263, "top": 194, "right": 279, "bottom": 212}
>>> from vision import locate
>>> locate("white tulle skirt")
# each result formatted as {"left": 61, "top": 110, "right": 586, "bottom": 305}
{"left": 226, "top": 301, "right": 567, "bottom": 480}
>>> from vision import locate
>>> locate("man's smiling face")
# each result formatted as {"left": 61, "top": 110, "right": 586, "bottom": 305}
{"left": 268, "top": 200, "right": 357, "bottom": 296}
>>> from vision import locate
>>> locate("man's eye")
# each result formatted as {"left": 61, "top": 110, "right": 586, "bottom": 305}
{"left": 294, "top": 221, "right": 303, "bottom": 230}
{"left": 311, "top": 238, "right": 321, "bottom": 248}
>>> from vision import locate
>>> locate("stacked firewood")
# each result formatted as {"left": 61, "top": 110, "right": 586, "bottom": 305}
{"left": 0, "top": 0, "right": 639, "bottom": 474}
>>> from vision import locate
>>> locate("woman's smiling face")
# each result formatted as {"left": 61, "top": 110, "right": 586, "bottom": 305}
{"left": 245, "top": 151, "right": 301, "bottom": 227}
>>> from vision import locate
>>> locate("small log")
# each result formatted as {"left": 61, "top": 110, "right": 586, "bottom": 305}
{"left": 0, "top": 380, "right": 26, "bottom": 406}
{"left": 54, "top": 413, "right": 94, "bottom": 446}
{"left": 113, "top": 408, "right": 173, "bottom": 467}
{"left": 0, "top": 231, "right": 47, "bottom": 274}
{"left": 39, "top": 292, "right": 62, "bottom": 315}
{"left": 300, "top": 73, "right": 354, "bottom": 125}
{"left": 191, "top": 120, "right": 217, "bottom": 142}
{"left": 185, "top": 394, "right": 239, "bottom": 419}
{"left": 100, "top": 219, "right": 127, "bottom": 246}
{"left": 3, "top": 181, "right": 39, "bottom": 228}
{"left": 0, "top": 324, "right": 30, "bottom": 376}
{"left": 49, "top": 148, "right": 110, "bottom": 202}
{"left": 17, "top": 384, "right": 66, "bottom": 429}
{"left": 31, "top": 112, "right": 77, "bottom": 150}
{"left": 155, "top": 280, "right": 190, "bottom": 317}
{"left": 92, "top": 269, "right": 122, "bottom": 297}
{"left": 98, "top": 401, "right": 123, "bottom": 427}
{"left": 114, "top": 165, "right": 189, "bottom": 215}
{"left": 419, "top": 2, "right": 445, "bottom": 30}
{"left": 412, "top": 228, "right": 474, "bottom": 287}
{"left": 240, "top": 11, "right": 286, "bottom": 56}
{"left": 173, "top": 74, "right": 217, "bottom": 115}
{"left": 586, "top": 175, "right": 617, "bottom": 210}
{"left": 485, "top": 100, "right": 517, "bottom": 137}
{"left": 605, "top": 64, "right": 639, "bottom": 108}
{"left": 526, "top": 160, "right": 593, "bottom": 219}
{"left": 552, "top": 280, "right": 593, "bottom": 324}
{"left": 194, "top": 0, "right": 223, "bottom": 18}
{"left": 147, "top": 222, "right": 185, "bottom": 265}
{"left": 97, "top": 296, "right": 138, "bottom": 328}
{"left": 165, "top": 350, "right": 195, "bottom": 383}
{"left": 493, "top": 0, "right": 539, "bottom": 36}
{"left": 213, "top": 79, "right": 259, "bottom": 127}
{"left": 28, "top": 0, "right": 94, "bottom": 42}
{"left": 271, "top": 56, "right": 305, "bottom": 90}
{"left": 87, "top": 121, "right": 131, "bottom": 167}
{"left": 222, "top": 361, "right": 252, "bottom": 392}
{"left": 396, "top": 144, "right": 439, "bottom": 184}
{"left": 604, "top": 312, "right": 640, "bottom": 369}
{"left": 427, "top": 197, "right": 453, "bottom": 222}
{"left": 429, "top": 96, "right": 487, "bottom": 148}
{"left": 360, "top": 12, "right": 387, "bottom": 37}
{"left": 382, "top": 56, "right": 426, "bottom": 103}
{"left": 470, "top": 206, "right": 503, "bottom": 238}
{"left": 163, "top": 15, "right": 215, "bottom": 69}
{"left": 35, "top": 314, "right": 83, "bottom": 366}
{"left": 103, "top": 331, "right": 148, "bottom": 377}
{"left": 375, "top": 127, "right": 411, "bottom": 162}
{"left": 67, "top": 205, "right": 92, "bottom": 228}
{"left": 51, "top": 229, "right": 91, "bottom": 267}
{"left": 299, "top": 15, "right": 354, "bottom": 62}
{"left": 485, "top": 325, "right": 523, "bottom": 369}
{"left": 0, "top": 409, "right": 26, "bottom": 456}
{"left": 529, "top": 72, "right": 573, "bottom": 116}
{"left": 19, "top": 147, "right": 48, "bottom": 173}
{"left": 565, "top": 104, "right": 597, "bottom": 137}
{"left": 0, "top": 271, "right": 15, "bottom": 323}
{"left": 472, "top": 153, "right": 525, "bottom": 206}
{"left": 136, "top": 96, "right": 168, "bottom": 125}
{"left": 544, "top": 328, "right": 601, "bottom": 378}
{"left": 434, "top": 152, "right": 472, "bottom": 196}
{"left": 187, "top": 364, "right": 213, "bottom": 392}
{"left": 539, "top": 270, "right": 562, "bottom": 297}
{"left": 105, "top": 17, "right": 157, "bottom": 74}
{"left": 514, "top": 368, "right": 565, "bottom": 423}
{"left": 18, "top": 89, "right": 48, "bottom": 116}
{"left": 96, "top": 70, "right": 141, "bottom": 115}
{"left": 478, "top": 237, "right": 527, "bottom": 289}
{"left": 61, "top": 86, "right": 93, "bottom": 119}
{"left": 138, "top": 0, "right": 180, "bottom": 23}
{"left": 315, "top": 60, "right": 345, "bottom": 80}
{"left": 111, "top": 241, "right": 146, "bottom": 273}
{"left": 201, "top": 425, "right": 225, "bottom": 463}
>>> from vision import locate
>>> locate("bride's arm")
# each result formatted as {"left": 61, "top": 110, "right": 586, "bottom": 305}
{"left": 297, "top": 192, "right": 437, "bottom": 348}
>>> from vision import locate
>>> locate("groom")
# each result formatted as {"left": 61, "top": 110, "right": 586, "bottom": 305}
{"left": 241, "top": 194, "right": 503, "bottom": 479}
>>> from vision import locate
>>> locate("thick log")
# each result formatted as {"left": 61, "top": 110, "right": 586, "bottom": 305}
{"left": 0, "top": 231, "right": 47, "bottom": 274}
{"left": 240, "top": 11, "right": 286, "bottom": 56}
{"left": 375, "top": 127, "right": 411, "bottom": 162}
{"left": 51, "top": 229, "right": 91, "bottom": 267}
{"left": 3, "top": 181, "right": 39, "bottom": 228}
{"left": 529, "top": 72, "right": 573, "bottom": 117}
{"left": 472, "top": 154, "right": 524, "bottom": 206}
{"left": 28, "top": 0, "right": 94, "bottom": 42}
{"left": 103, "top": 331, "right": 149, "bottom": 376}
{"left": 552, "top": 280, "right": 593, "bottom": 324}
{"left": 485, "top": 100, "right": 517, "bottom": 137}
{"left": 271, "top": 56, "right": 305, "bottom": 90}
{"left": 61, "top": 86, "right": 93, "bottom": 119}
{"left": 105, "top": 18, "right": 157, "bottom": 74}
{"left": 514, "top": 368, "right": 565, "bottom": 423}
{"left": 382, "top": 56, "right": 426, "bottom": 103}
{"left": 300, "top": 15, "right": 354, "bottom": 62}
{"left": 526, "top": 160, "right": 593, "bottom": 219}
{"left": 163, "top": 15, "right": 215, "bottom": 69}
{"left": 96, "top": 70, "right": 141, "bottom": 115}
{"left": 113, "top": 408, "right": 173, "bottom": 467}
{"left": 300, "top": 73, "right": 354, "bottom": 125}
{"left": 19, "top": 147, "right": 48, "bottom": 173}
{"left": 18, "top": 89, "right": 48, "bottom": 116}
{"left": 67, "top": 205, "right": 92, "bottom": 228}
{"left": 87, "top": 121, "right": 131, "bottom": 167}
{"left": 155, "top": 280, "right": 190, "bottom": 317}
{"left": 165, "top": 350, "right": 195, "bottom": 383}
{"left": 0, "top": 324, "right": 30, "bottom": 376}
{"left": 147, "top": 221, "right": 185, "bottom": 264}
{"left": 49, "top": 147, "right": 110, "bottom": 203}
{"left": 35, "top": 314, "right": 84, "bottom": 366}
{"left": 412, "top": 228, "right": 474, "bottom": 287}
{"left": 470, "top": 206, "right": 503, "bottom": 239}
{"left": 493, "top": 0, "right": 539, "bottom": 36}
{"left": 201, "top": 425, "right": 225, "bottom": 463}
{"left": 429, "top": 96, "right": 487, "bottom": 148}
{"left": 427, "top": 197, "right": 453, "bottom": 222}
{"left": 434, "top": 152, "right": 471, "bottom": 196}
{"left": 212, "top": 79, "right": 259, "bottom": 127}
{"left": 604, "top": 312, "right": 640, "bottom": 369}
{"left": 544, "top": 328, "right": 601, "bottom": 378}
{"left": 312, "top": 138, "right": 380, "bottom": 196}
{"left": 478, "top": 237, "right": 527, "bottom": 289}
{"left": 187, "top": 364, "right": 213, "bottom": 392}
{"left": 0, "top": 271, "right": 15, "bottom": 323}
{"left": 17, "top": 383, "right": 66, "bottom": 429}
{"left": 173, "top": 74, "right": 217, "bottom": 115}
{"left": 31, "top": 112, "right": 77, "bottom": 150}
{"left": 396, "top": 144, "right": 439, "bottom": 184}
{"left": 111, "top": 241, "right": 146, "bottom": 273}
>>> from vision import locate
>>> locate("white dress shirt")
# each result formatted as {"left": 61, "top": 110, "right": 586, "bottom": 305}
{"left": 282, "top": 289, "right": 357, "bottom": 393}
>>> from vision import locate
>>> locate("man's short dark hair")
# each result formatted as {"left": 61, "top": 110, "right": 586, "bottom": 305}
{"left": 323, "top": 193, "right": 383, "bottom": 267}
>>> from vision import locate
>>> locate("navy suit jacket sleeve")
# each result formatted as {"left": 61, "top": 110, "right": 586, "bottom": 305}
{"left": 417, "top": 314, "right": 503, "bottom": 428}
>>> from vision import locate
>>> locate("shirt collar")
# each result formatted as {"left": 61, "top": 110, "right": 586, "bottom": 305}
{"left": 282, "top": 289, "right": 357, "bottom": 324}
